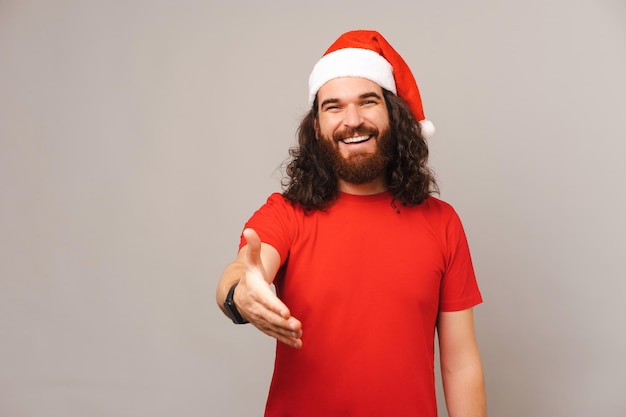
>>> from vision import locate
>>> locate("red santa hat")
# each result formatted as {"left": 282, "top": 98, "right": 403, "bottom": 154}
{"left": 308, "top": 30, "right": 435, "bottom": 139}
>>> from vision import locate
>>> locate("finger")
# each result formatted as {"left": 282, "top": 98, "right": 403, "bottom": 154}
{"left": 244, "top": 302, "right": 303, "bottom": 338}
{"left": 262, "top": 326, "right": 303, "bottom": 349}
{"left": 242, "top": 228, "right": 262, "bottom": 268}
{"left": 262, "top": 316, "right": 303, "bottom": 339}
{"left": 278, "top": 334, "right": 303, "bottom": 349}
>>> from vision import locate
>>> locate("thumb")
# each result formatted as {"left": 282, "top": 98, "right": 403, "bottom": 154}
{"left": 242, "top": 228, "right": 262, "bottom": 267}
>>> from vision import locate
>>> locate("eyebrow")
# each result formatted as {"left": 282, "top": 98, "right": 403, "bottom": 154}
{"left": 320, "top": 91, "right": 383, "bottom": 109}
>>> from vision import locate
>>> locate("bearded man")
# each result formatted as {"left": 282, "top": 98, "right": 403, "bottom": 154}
{"left": 216, "top": 30, "right": 487, "bottom": 417}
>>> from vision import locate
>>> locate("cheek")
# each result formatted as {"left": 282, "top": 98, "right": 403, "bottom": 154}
{"left": 317, "top": 115, "right": 341, "bottom": 136}
{"left": 373, "top": 113, "right": 390, "bottom": 131}
{"left": 317, "top": 123, "right": 337, "bottom": 138}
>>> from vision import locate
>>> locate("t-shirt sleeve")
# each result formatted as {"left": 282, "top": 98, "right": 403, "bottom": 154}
{"left": 238, "top": 193, "right": 295, "bottom": 265}
{"left": 439, "top": 207, "right": 483, "bottom": 312}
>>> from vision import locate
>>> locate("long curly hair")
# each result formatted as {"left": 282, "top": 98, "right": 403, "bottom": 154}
{"left": 282, "top": 89, "right": 438, "bottom": 212}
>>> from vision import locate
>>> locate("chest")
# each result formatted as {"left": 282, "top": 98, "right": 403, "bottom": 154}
{"left": 277, "top": 206, "right": 447, "bottom": 315}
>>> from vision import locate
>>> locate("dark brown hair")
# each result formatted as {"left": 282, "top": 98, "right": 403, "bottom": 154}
{"left": 281, "top": 89, "right": 438, "bottom": 211}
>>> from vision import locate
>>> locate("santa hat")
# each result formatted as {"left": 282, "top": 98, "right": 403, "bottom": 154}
{"left": 308, "top": 30, "right": 435, "bottom": 139}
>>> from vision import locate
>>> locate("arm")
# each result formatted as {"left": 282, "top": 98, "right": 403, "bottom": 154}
{"left": 216, "top": 228, "right": 303, "bottom": 348}
{"left": 437, "top": 308, "right": 487, "bottom": 417}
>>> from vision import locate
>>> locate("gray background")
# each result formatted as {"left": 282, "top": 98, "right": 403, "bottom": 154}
{"left": 1, "top": 0, "right": 625, "bottom": 416}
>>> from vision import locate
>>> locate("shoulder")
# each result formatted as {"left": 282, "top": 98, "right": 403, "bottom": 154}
{"left": 263, "top": 192, "right": 287, "bottom": 203}
{"left": 248, "top": 192, "right": 305, "bottom": 227}
{"left": 261, "top": 193, "right": 304, "bottom": 215}
{"left": 243, "top": 193, "right": 300, "bottom": 258}
{"left": 253, "top": 192, "right": 294, "bottom": 211}
{"left": 410, "top": 196, "right": 470, "bottom": 238}
{"left": 418, "top": 195, "right": 459, "bottom": 218}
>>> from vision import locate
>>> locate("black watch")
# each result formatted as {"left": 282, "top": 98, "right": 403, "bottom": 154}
{"left": 224, "top": 282, "right": 249, "bottom": 324}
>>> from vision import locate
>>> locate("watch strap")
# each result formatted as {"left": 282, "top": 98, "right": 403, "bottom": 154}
{"left": 224, "top": 282, "right": 249, "bottom": 324}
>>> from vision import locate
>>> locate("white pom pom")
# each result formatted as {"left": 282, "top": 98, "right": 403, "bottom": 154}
{"left": 419, "top": 119, "right": 435, "bottom": 140}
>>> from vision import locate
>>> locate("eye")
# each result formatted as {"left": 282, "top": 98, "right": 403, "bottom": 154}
{"left": 323, "top": 104, "right": 342, "bottom": 112}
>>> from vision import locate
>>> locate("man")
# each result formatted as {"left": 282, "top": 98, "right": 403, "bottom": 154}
{"left": 217, "top": 30, "right": 486, "bottom": 417}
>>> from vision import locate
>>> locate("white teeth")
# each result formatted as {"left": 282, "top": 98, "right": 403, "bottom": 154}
{"left": 342, "top": 135, "right": 370, "bottom": 144}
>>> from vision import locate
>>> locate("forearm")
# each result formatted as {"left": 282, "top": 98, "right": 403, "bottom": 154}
{"left": 438, "top": 309, "right": 487, "bottom": 417}
{"left": 442, "top": 363, "right": 486, "bottom": 417}
{"left": 215, "top": 261, "right": 245, "bottom": 316}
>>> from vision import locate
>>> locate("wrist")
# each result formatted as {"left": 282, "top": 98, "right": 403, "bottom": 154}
{"left": 223, "top": 282, "right": 249, "bottom": 324}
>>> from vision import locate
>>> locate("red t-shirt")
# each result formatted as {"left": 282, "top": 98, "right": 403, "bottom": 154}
{"left": 241, "top": 192, "right": 482, "bottom": 417}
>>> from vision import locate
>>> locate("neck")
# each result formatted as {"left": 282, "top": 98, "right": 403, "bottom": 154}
{"left": 338, "top": 177, "right": 387, "bottom": 195}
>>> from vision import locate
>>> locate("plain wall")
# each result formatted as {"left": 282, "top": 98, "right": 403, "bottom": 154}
{"left": 1, "top": 1, "right": 625, "bottom": 416}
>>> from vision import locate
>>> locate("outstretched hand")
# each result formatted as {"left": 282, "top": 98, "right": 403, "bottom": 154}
{"left": 235, "top": 228, "right": 303, "bottom": 349}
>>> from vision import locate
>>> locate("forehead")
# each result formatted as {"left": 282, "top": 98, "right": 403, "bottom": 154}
{"left": 317, "top": 77, "right": 384, "bottom": 102}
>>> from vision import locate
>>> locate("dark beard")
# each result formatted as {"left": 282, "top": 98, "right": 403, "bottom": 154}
{"left": 317, "top": 127, "right": 395, "bottom": 185}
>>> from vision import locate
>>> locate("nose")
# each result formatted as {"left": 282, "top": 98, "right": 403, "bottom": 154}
{"left": 343, "top": 104, "right": 363, "bottom": 128}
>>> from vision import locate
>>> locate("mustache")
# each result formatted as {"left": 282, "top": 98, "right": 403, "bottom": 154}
{"left": 332, "top": 126, "right": 379, "bottom": 143}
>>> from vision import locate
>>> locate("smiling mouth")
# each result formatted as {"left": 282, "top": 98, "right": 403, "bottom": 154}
{"left": 340, "top": 135, "right": 371, "bottom": 144}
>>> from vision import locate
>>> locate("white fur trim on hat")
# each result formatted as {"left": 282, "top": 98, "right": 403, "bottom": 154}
{"left": 308, "top": 48, "right": 396, "bottom": 106}
{"left": 419, "top": 119, "right": 435, "bottom": 140}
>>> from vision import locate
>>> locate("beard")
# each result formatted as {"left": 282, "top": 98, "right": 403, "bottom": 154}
{"left": 317, "top": 126, "right": 395, "bottom": 185}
